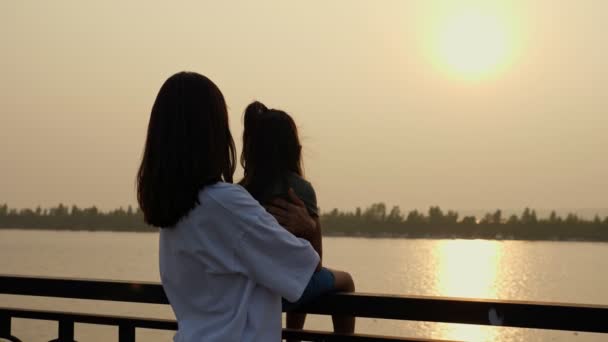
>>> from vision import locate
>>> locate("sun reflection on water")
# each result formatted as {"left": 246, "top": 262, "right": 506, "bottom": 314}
{"left": 433, "top": 240, "right": 504, "bottom": 341}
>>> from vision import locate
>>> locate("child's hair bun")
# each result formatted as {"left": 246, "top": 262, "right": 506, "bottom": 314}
{"left": 245, "top": 101, "right": 268, "bottom": 117}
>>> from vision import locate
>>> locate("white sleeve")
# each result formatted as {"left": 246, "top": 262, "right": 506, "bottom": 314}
{"left": 235, "top": 212, "right": 320, "bottom": 302}
{"left": 214, "top": 186, "right": 319, "bottom": 302}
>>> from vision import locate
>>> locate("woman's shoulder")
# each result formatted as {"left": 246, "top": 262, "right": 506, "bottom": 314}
{"left": 198, "top": 182, "right": 259, "bottom": 214}
{"left": 199, "top": 182, "right": 263, "bottom": 222}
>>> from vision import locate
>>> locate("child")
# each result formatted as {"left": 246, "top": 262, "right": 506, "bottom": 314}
{"left": 239, "top": 101, "right": 355, "bottom": 338}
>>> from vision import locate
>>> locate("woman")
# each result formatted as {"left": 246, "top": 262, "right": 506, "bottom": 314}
{"left": 137, "top": 72, "right": 319, "bottom": 342}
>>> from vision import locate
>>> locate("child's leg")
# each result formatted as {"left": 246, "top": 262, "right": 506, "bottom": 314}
{"left": 328, "top": 269, "right": 356, "bottom": 334}
{"left": 285, "top": 312, "right": 306, "bottom": 342}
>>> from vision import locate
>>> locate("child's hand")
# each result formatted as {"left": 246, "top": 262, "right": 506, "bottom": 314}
{"left": 266, "top": 188, "right": 316, "bottom": 239}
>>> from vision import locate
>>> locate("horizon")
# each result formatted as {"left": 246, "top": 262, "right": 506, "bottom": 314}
{"left": 1, "top": 1, "right": 607, "bottom": 212}
{"left": 2, "top": 202, "right": 608, "bottom": 221}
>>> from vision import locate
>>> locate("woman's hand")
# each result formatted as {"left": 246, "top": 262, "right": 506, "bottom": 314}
{"left": 265, "top": 188, "right": 316, "bottom": 240}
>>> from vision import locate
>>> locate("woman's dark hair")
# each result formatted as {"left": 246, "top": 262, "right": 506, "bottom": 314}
{"left": 240, "top": 101, "right": 303, "bottom": 200}
{"left": 137, "top": 72, "right": 236, "bottom": 227}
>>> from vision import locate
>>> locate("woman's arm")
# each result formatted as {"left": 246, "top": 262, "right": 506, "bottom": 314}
{"left": 265, "top": 188, "right": 318, "bottom": 241}
{"left": 266, "top": 189, "right": 322, "bottom": 270}
{"left": 217, "top": 185, "right": 319, "bottom": 303}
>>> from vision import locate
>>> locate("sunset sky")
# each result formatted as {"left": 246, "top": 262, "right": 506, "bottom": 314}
{"left": 1, "top": 1, "right": 606, "bottom": 213}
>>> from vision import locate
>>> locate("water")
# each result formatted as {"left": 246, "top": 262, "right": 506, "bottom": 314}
{"left": 1, "top": 230, "right": 607, "bottom": 342}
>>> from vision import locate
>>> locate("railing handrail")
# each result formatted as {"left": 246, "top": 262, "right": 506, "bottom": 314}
{"left": 1, "top": 274, "right": 608, "bottom": 334}
{"left": 0, "top": 274, "right": 169, "bottom": 304}
{"left": 3, "top": 274, "right": 607, "bottom": 308}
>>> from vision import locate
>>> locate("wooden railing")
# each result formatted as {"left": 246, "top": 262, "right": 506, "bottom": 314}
{"left": 1, "top": 275, "right": 607, "bottom": 341}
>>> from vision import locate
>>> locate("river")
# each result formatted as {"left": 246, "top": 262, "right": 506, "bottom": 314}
{"left": 1, "top": 230, "right": 607, "bottom": 341}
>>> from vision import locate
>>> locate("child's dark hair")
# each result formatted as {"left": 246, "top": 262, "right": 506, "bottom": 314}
{"left": 240, "top": 101, "right": 303, "bottom": 200}
{"left": 137, "top": 72, "right": 236, "bottom": 227}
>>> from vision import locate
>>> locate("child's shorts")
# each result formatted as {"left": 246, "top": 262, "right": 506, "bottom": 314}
{"left": 282, "top": 267, "right": 335, "bottom": 311}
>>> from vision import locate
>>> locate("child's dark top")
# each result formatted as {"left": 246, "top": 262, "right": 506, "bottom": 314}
{"left": 255, "top": 173, "right": 318, "bottom": 217}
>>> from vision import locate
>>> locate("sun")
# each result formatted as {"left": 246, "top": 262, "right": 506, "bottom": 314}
{"left": 433, "top": 7, "right": 514, "bottom": 79}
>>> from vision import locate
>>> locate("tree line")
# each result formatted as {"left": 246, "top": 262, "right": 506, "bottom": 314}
{"left": 0, "top": 204, "right": 153, "bottom": 232}
{"left": 1, "top": 203, "right": 607, "bottom": 241}
{"left": 321, "top": 203, "right": 608, "bottom": 241}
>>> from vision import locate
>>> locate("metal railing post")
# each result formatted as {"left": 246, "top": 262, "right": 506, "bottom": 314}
{"left": 0, "top": 315, "right": 9, "bottom": 336}
{"left": 49, "top": 319, "right": 76, "bottom": 342}
{"left": 0, "top": 314, "right": 22, "bottom": 342}
{"left": 118, "top": 324, "right": 135, "bottom": 342}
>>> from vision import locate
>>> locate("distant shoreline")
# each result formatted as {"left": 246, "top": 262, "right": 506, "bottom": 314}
{"left": 2, "top": 227, "right": 608, "bottom": 243}
{"left": 2, "top": 203, "right": 607, "bottom": 242}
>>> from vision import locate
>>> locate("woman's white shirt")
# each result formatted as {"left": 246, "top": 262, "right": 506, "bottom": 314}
{"left": 159, "top": 182, "right": 319, "bottom": 342}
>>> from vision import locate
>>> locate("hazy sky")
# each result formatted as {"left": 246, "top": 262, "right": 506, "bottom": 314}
{"left": 1, "top": 1, "right": 606, "bottom": 213}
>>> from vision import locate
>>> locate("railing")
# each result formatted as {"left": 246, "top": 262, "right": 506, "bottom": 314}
{"left": 1, "top": 275, "right": 607, "bottom": 342}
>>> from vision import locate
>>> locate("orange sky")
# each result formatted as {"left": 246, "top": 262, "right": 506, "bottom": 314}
{"left": 1, "top": 1, "right": 607, "bottom": 213}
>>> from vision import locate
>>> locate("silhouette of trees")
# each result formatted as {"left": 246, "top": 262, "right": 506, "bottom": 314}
{"left": 0, "top": 202, "right": 607, "bottom": 241}
{"left": 405, "top": 210, "right": 426, "bottom": 225}
{"left": 0, "top": 203, "right": 152, "bottom": 232}
{"left": 317, "top": 203, "right": 608, "bottom": 241}
{"left": 520, "top": 208, "right": 538, "bottom": 225}
{"left": 386, "top": 206, "right": 403, "bottom": 224}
